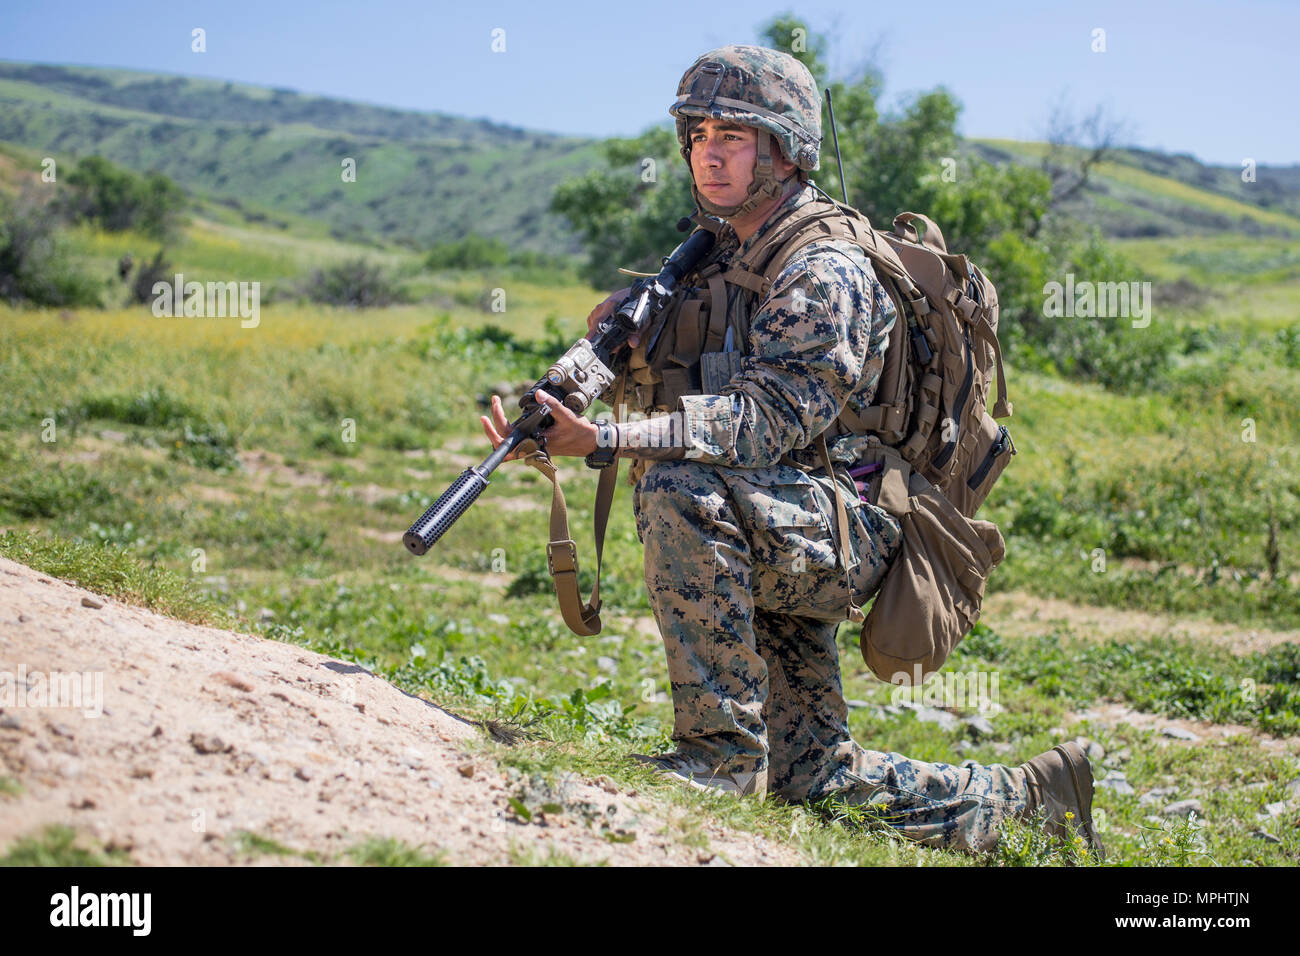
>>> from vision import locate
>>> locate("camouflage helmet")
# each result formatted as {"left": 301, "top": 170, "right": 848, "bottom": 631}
{"left": 670, "top": 45, "right": 822, "bottom": 173}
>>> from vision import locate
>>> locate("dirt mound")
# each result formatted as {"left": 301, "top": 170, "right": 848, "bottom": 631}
{"left": 0, "top": 556, "right": 794, "bottom": 866}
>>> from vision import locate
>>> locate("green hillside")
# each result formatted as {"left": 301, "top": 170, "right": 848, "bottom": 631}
{"left": 6, "top": 61, "right": 1300, "bottom": 260}
{"left": 0, "top": 61, "right": 604, "bottom": 251}
{"left": 973, "top": 138, "right": 1300, "bottom": 239}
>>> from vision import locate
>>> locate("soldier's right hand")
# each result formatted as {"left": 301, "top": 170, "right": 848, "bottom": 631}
{"left": 586, "top": 286, "right": 634, "bottom": 346}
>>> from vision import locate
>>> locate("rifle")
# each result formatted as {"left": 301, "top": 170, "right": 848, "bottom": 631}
{"left": 402, "top": 224, "right": 716, "bottom": 557}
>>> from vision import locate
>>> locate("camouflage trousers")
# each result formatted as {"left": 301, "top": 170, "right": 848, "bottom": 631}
{"left": 633, "top": 458, "right": 1030, "bottom": 853}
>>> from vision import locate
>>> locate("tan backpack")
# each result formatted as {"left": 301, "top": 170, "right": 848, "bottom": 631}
{"left": 712, "top": 197, "right": 1017, "bottom": 683}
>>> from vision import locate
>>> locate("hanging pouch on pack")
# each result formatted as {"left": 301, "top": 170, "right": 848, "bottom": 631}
{"left": 861, "top": 455, "right": 1005, "bottom": 685}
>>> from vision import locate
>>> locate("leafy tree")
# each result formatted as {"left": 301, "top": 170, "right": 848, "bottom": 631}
{"left": 551, "top": 126, "right": 691, "bottom": 288}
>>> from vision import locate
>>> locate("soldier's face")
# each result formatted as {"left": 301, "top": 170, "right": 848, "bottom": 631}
{"left": 689, "top": 119, "right": 761, "bottom": 208}
{"left": 689, "top": 119, "right": 794, "bottom": 209}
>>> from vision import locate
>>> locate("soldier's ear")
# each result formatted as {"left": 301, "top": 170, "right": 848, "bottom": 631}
{"left": 771, "top": 135, "right": 795, "bottom": 177}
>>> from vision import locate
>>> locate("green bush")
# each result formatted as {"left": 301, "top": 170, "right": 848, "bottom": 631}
{"left": 0, "top": 190, "right": 102, "bottom": 307}
{"left": 304, "top": 257, "right": 409, "bottom": 307}
{"left": 1003, "top": 231, "right": 1179, "bottom": 390}
{"left": 425, "top": 233, "right": 510, "bottom": 270}
{"left": 80, "top": 385, "right": 195, "bottom": 427}
{"left": 61, "top": 155, "right": 186, "bottom": 241}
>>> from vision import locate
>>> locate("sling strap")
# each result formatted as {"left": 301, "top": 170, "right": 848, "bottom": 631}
{"left": 522, "top": 377, "right": 625, "bottom": 637}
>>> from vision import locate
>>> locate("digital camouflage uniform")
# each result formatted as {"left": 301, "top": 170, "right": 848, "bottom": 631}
{"left": 614, "top": 176, "right": 1032, "bottom": 853}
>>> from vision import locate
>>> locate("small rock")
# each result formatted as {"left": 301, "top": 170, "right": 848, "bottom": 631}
{"left": 596, "top": 656, "right": 617, "bottom": 675}
{"left": 990, "top": 742, "right": 1014, "bottom": 756}
{"left": 964, "top": 715, "right": 995, "bottom": 738}
{"left": 1160, "top": 799, "right": 1204, "bottom": 819}
{"left": 294, "top": 767, "right": 313, "bottom": 782}
{"left": 130, "top": 766, "right": 153, "bottom": 779}
{"left": 1097, "top": 771, "right": 1136, "bottom": 796}
{"left": 882, "top": 704, "right": 904, "bottom": 716}
{"left": 49, "top": 722, "right": 74, "bottom": 739}
{"left": 17, "top": 614, "right": 28, "bottom": 623}
{"left": 912, "top": 706, "right": 960, "bottom": 732}
{"left": 0, "top": 715, "right": 22, "bottom": 731}
{"left": 1139, "top": 786, "right": 1179, "bottom": 807}
{"left": 1250, "top": 830, "right": 1282, "bottom": 845}
{"left": 353, "top": 703, "right": 366, "bottom": 714}
{"left": 70, "top": 796, "right": 96, "bottom": 810}
{"left": 457, "top": 762, "right": 475, "bottom": 779}
{"left": 594, "top": 776, "right": 618, "bottom": 794}
{"left": 80, "top": 596, "right": 103, "bottom": 609}
{"left": 846, "top": 699, "right": 872, "bottom": 710}
{"left": 151, "top": 725, "right": 164, "bottom": 738}
{"left": 696, "top": 852, "right": 716, "bottom": 864}
{"left": 1160, "top": 726, "right": 1200, "bottom": 742}
{"left": 1286, "top": 778, "right": 1300, "bottom": 800}
{"left": 258, "top": 608, "right": 276, "bottom": 622}
{"left": 189, "top": 733, "right": 231, "bottom": 755}
{"left": 1263, "top": 801, "right": 1288, "bottom": 818}
{"left": 955, "top": 740, "right": 977, "bottom": 755}
{"left": 211, "top": 672, "right": 254, "bottom": 693}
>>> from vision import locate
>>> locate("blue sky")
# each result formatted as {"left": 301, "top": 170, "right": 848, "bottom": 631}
{"left": 1, "top": 0, "right": 1296, "bottom": 165}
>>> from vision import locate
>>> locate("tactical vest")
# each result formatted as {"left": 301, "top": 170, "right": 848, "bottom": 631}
{"left": 618, "top": 189, "right": 1013, "bottom": 520}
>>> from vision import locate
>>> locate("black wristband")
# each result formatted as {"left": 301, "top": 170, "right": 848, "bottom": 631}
{"left": 584, "top": 420, "right": 619, "bottom": 469}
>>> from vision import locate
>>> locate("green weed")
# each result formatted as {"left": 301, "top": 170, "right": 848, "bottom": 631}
{"left": 344, "top": 836, "right": 446, "bottom": 866}
{"left": 0, "top": 825, "right": 132, "bottom": 866}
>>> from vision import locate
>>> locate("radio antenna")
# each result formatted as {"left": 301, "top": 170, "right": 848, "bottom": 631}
{"left": 824, "top": 88, "right": 849, "bottom": 205}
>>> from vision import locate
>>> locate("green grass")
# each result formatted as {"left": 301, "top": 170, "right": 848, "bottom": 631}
{"left": 0, "top": 528, "right": 226, "bottom": 626}
{"left": 0, "top": 825, "right": 132, "bottom": 866}
{"left": 227, "top": 830, "right": 323, "bottom": 864}
{"left": 344, "top": 837, "right": 447, "bottom": 866}
{"left": 3, "top": 187, "right": 1300, "bottom": 866}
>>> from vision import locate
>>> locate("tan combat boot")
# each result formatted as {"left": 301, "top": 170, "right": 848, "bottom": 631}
{"left": 1019, "top": 742, "right": 1105, "bottom": 861}
{"left": 630, "top": 751, "right": 767, "bottom": 797}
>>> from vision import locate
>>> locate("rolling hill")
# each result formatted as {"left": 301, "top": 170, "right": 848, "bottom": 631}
{"left": 3, "top": 60, "right": 1298, "bottom": 261}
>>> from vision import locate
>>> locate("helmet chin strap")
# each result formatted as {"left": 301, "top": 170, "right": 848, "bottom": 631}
{"left": 691, "top": 133, "right": 797, "bottom": 220}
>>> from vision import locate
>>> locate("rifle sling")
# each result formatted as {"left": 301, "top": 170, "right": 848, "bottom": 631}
{"left": 521, "top": 377, "right": 625, "bottom": 637}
